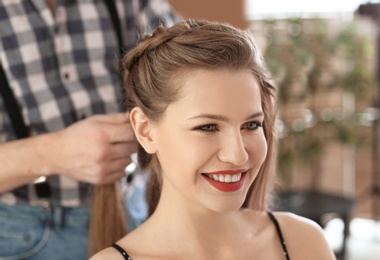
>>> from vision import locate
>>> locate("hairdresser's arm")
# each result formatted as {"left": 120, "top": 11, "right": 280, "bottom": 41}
{"left": 0, "top": 113, "right": 137, "bottom": 193}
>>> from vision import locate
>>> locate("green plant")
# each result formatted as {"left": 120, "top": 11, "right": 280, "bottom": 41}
{"left": 256, "top": 17, "right": 376, "bottom": 189}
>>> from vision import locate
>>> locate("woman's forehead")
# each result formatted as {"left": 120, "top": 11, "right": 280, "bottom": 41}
{"left": 165, "top": 69, "right": 263, "bottom": 118}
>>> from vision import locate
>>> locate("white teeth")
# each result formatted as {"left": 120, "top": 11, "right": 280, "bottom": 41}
{"left": 207, "top": 173, "right": 243, "bottom": 183}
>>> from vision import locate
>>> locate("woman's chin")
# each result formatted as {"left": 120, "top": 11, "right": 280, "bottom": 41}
{"left": 205, "top": 198, "right": 246, "bottom": 213}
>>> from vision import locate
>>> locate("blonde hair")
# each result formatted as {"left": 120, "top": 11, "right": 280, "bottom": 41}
{"left": 88, "top": 19, "right": 277, "bottom": 256}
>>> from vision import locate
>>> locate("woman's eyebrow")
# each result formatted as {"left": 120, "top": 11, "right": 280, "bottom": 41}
{"left": 246, "top": 112, "right": 264, "bottom": 120}
{"left": 188, "top": 112, "right": 264, "bottom": 121}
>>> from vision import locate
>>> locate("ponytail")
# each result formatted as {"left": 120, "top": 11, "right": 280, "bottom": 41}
{"left": 87, "top": 183, "right": 127, "bottom": 257}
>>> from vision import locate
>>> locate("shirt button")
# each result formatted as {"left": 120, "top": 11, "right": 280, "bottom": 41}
{"left": 64, "top": 73, "right": 69, "bottom": 80}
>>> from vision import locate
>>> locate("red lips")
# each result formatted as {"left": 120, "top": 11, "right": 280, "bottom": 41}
{"left": 202, "top": 169, "right": 248, "bottom": 192}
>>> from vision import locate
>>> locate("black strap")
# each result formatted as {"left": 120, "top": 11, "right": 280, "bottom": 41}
{"left": 104, "top": 0, "right": 124, "bottom": 57}
{"left": 104, "top": 0, "right": 127, "bottom": 113}
{"left": 268, "top": 211, "right": 290, "bottom": 260}
{"left": 0, "top": 64, "right": 52, "bottom": 198}
{"left": 0, "top": 65, "right": 29, "bottom": 138}
{"left": 111, "top": 243, "right": 131, "bottom": 260}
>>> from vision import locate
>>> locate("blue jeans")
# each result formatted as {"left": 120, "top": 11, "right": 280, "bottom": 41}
{"left": 0, "top": 203, "right": 89, "bottom": 260}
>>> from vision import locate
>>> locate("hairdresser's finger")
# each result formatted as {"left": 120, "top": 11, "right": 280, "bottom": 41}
{"left": 106, "top": 122, "right": 136, "bottom": 143}
{"left": 106, "top": 157, "right": 133, "bottom": 173}
{"left": 109, "top": 142, "right": 138, "bottom": 160}
{"left": 93, "top": 112, "right": 130, "bottom": 124}
{"left": 98, "top": 171, "right": 127, "bottom": 185}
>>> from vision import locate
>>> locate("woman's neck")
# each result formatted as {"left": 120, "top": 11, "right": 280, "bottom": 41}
{"left": 125, "top": 186, "right": 268, "bottom": 259}
{"left": 143, "top": 200, "right": 266, "bottom": 259}
{"left": 149, "top": 189, "right": 250, "bottom": 244}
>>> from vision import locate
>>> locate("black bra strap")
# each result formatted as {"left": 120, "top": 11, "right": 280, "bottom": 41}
{"left": 268, "top": 211, "right": 290, "bottom": 260}
{"left": 111, "top": 243, "right": 131, "bottom": 260}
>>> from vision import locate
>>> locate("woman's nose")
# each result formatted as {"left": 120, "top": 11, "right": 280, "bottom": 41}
{"left": 217, "top": 132, "right": 249, "bottom": 166}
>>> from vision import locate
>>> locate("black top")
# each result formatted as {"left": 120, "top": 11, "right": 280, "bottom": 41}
{"left": 111, "top": 211, "right": 290, "bottom": 260}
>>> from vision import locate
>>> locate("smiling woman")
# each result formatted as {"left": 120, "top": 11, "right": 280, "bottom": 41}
{"left": 90, "top": 19, "right": 337, "bottom": 260}
{"left": 144, "top": 68, "right": 268, "bottom": 213}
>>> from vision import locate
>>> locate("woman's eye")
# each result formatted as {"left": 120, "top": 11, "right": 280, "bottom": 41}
{"left": 196, "top": 124, "right": 217, "bottom": 131}
{"left": 244, "top": 121, "right": 262, "bottom": 130}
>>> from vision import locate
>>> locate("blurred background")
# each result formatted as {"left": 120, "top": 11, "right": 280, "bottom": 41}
{"left": 169, "top": 1, "right": 380, "bottom": 259}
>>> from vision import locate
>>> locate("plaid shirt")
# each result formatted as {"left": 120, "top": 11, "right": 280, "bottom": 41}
{"left": 0, "top": 0, "right": 178, "bottom": 207}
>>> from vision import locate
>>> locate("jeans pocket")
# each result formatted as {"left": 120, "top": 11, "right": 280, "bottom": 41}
{"left": 0, "top": 205, "right": 50, "bottom": 260}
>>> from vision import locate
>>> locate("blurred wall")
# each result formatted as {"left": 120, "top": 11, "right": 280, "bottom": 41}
{"left": 168, "top": 0, "right": 247, "bottom": 29}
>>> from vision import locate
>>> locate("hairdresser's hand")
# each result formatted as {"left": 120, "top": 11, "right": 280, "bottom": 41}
{"left": 49, "top": 113, "right": 137, "bottom": 184}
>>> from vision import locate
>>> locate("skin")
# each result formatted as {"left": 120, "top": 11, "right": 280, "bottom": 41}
{"left": 91, "top": 69, "right": 336, "bottom": 259}
{"left": 0, "top": 113, "right": 137, "bottom": 192}
{"left": 0, "top": 0, "right": 137, "bottom": 192}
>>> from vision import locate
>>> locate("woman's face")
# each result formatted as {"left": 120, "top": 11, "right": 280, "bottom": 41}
{"left": 151, "top": 68, "right": 268, "bottom": 213}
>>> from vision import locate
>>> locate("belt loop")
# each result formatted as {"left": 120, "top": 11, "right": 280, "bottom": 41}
{"left": 52, "top": 205, "right": 64, "bottom": 230}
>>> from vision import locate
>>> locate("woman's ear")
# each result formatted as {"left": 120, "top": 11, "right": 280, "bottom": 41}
{"left": 130, "top": 107, "right": 157, "bottom": 154}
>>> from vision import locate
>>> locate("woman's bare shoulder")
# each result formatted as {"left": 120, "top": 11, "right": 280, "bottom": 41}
{"left": 272, "top": 211, "right": 322, "bottom": 234}
{"left": 272, "top": 212, "right": 336, "bottom": 260}
{"left": 89, "top": 246, "right": 126, "bottom": 260}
